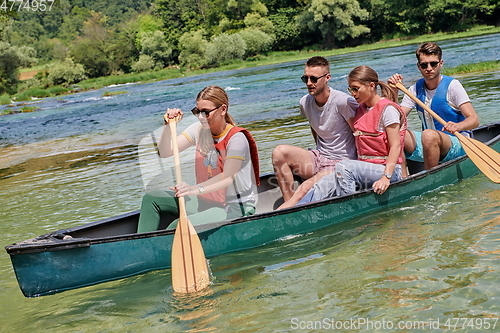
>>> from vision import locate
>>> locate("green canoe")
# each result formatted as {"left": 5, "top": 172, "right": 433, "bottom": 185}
{"left": 6, "top": 122, "right": 500, "bottom": 297}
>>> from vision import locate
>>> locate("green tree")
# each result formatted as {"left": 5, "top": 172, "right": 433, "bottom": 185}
{"left": 239, "top": 28, "right": 274, "bottom": 57}
{"left": 0, "top": 42, "right": 19, "bottom": 94}
{"left": 111, "top": 24, "right": 140, "bottom": 73}
{"left": 131, "top": 54, "right": 156, "bottom": 72}
{"left": 227, "top": 0, "right": 264, "bottom": 20}
{"left": 178, "top": 30, "right": 209, "bottom": 69}
{"left": 134, "top": 14, "right": 163, "bottom": 49}
{"left": 7, "top": 1, "right": 71, "bottom": 62}
{"left": 70, "top": 12, "right": 116, "bottom": 77}
{"left": 298, "top": 0, "right": 370, "bottom": 48}
{"left": 58, "top": 6, "right": 92, "bottom": 42}
{"left": 0, "top": 42, "right": 37, "bottom": 94}
{"left": 268, "top": 8, "right": 315, "bottom": 51}
{"left": 138, "top": 30, "right": 173, "bottom": 68}
{"left": 69, "top": 0, "right": 150, "bottom": 26}
{"left": 244, "top": 12, "right": 274, "bottom": 34}
{"left": 261, "top": 0, "right": 300, "bottom": 12}
{"left": 4, "top": 0, "right": 499, "bottom": 82}
{"left": 47, "top": 58, "right": 87, "bottom": 86}
{"left": 37, "top": 0, "right": 72, "bottom": 38}
{"left": 48, "top": 39, "right": 70, "bottom": 61}
{"left": 476, "top": 0, "right": 500, "bottom": 26}
{"left": 426, "top": 0, "right": 497, "bottom": 31}
{"left": 137, "top": 14, "right": 163, "bottom": 32}
{"left": 360, "top": 0, "right": 429, "bottom": 39}
{"left": 155, "top": 0, "right": 204, "bottom": 46}
{"left": 10, "top": 18, "right": 59, "bottom": 62}
{"left": 205, "top": 32, "right": 246, "bottom": 67}
{"left": 0, "top": 7, "right": 16, "bottom": 24}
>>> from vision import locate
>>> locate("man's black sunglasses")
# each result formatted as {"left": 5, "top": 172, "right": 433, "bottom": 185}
{"left": 191, "top": 106, "right": 220, "bottom": 117}
{"left": 301, "top": 72, "right": 329, "bottom": 84}
{"left": 418, "top": 61, "right": 440, "bottom": 69}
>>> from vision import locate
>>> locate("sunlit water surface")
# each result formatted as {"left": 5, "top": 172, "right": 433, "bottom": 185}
{"left": 1, "top": 34, "right": 500, "bottom": 332}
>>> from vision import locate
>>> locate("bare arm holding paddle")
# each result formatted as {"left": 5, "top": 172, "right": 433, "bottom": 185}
{"left": 172, "top": 158, "right": 243, "bottom": 197}
{"left": 391, "top": 80, "right": 500, "bottom": 183}
{"left": 442, "top": 101, "right": 478, "bottom": 133}
{"left": 137, "top": 85, "right": 259, "bottom": 234}
{"left": 388, "top": 73, "right": 479, "bottom": 134}
{"left": 158, "top": 108, "right": 245, "bottom": 198}
{"left": 138, "top": 86, "right": 259, "bottom": 292}
{"left": 157, "top": 108, "right": 191, "bottom": 158}
{"left": 387, "top": 42, "right": 480, "bottom": 170}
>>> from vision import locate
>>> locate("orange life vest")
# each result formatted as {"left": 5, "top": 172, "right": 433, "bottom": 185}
{"left": 352, "top": 98, "right": 407, "bottom": 164}
{"left": 194, "top": 125, "right": 260, "bottom": 205}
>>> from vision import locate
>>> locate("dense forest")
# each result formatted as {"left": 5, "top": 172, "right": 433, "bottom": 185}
{"left": 0, "top": 0, "right": 499, "bottom": 96}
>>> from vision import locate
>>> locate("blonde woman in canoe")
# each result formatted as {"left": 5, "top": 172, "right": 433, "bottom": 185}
{"left": 137, "top": 85, "right": 260, "bottom": 232}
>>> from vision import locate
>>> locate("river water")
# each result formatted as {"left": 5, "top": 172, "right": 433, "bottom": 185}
{"left": 1, "top": 34, "right": 500, "bottom": 332}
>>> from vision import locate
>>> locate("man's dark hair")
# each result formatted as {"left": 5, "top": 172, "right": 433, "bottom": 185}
{"left": 416, "top": 42, "right": 442, "bottom": 61}
{"left": 306, "top": 56, "right": 330, "bottom": 68}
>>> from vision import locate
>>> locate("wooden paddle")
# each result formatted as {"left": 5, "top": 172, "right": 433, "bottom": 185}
{"left": 393, "top": 81, "right": 500, "bottom": 183}
{"left": 168, "top": 117, "right": 210, "bottom": 293}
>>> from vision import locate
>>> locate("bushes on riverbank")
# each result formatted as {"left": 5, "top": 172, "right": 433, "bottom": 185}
{"left": 5, "top": 27, "right": 500, "bottom": 107}
{"left": 0, "top": 94, "right": 11, "bottom": 105}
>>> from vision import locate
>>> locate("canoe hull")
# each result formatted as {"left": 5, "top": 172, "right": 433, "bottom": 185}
{"left": 7, "top": 123, "right": 500, "bottom": 297}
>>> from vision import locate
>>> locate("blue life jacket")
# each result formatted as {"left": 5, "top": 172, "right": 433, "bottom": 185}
{"left": 415, "top": 75, "right": 471, "bottom": 136}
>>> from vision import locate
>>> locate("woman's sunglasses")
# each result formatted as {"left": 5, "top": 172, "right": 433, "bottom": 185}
{"left": 301, "top": 72, "right": 329, "bottom": 84}
{"left": 191, "top": 106, "right": 220, "bottom": 117}
{"left": 347, "top": 86, "right": 362, "bottom": 94}
{"left": 418, "top": 61, "right": 440, "bottom": 69}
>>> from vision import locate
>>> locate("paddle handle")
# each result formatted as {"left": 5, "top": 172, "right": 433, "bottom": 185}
{"left": 393, "top": 82, "right": 449, "bottom": 130}
{"left": 168, "top": 118, "right": 187, "bottom": 213}
{"left": 168, "top": 116, "right": 211, "bottom": 293}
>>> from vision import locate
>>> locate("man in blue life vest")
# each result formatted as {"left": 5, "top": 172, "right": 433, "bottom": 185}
{"left": 388, "top": 42, "right": 479, "bottom": 170}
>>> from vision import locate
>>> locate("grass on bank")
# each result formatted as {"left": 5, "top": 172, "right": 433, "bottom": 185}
{"left": 443, "top": 60, "right": 500, "bottom": 75}
{"left": 13, "top": 86, "right": 70, "bottom": 102}
{"left": 1, "top": 105, "right": 40, "bottom": 115}
{"left": 9, "top": 25, "right": 500, "bottom": 103}
{"left": 102, "top": 90, "right": 129, "bottom": 97}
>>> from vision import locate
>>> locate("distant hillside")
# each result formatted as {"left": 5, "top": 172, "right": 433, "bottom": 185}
{"left": 11, "top": 0, "right": 151, "bottom": 59}
{"left": 2, "top": 0, "right": 498, "bottom": 96}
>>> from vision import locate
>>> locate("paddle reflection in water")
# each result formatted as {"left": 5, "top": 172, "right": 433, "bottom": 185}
{"left": 167, "top": 289, "right": 220, "bottom": 332}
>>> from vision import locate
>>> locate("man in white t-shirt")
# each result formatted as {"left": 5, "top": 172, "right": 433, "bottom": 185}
{"left": 389, "top": 42, "right": 479, "bottom": 170}
{"left": 272, "top": 56, "right": 358, "bottom": 209}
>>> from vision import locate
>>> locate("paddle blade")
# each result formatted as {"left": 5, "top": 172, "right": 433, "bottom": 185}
{"left": 456, "top": 132, "right": 500, "bottom": 183}
{"left": 171, "top": 215, "right": 210, "bottom": 293}
{"left": 393, "top": 81, "right": 500, "bottom": 183}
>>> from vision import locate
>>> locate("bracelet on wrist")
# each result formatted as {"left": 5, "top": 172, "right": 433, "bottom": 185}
{"left": 198, "top": 184, "right": 205, "bottom": 195}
